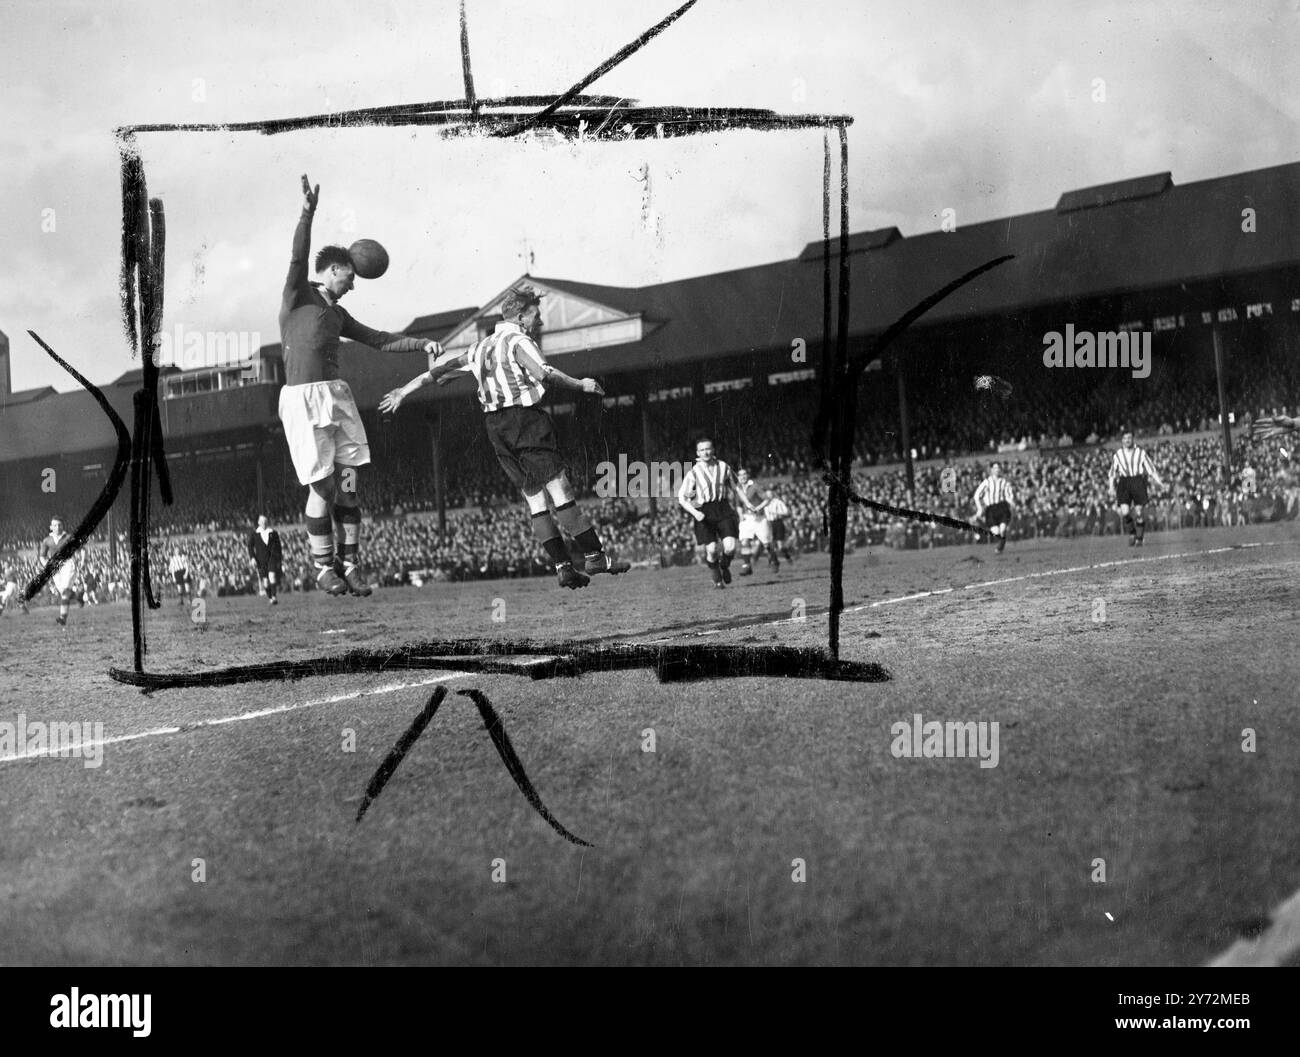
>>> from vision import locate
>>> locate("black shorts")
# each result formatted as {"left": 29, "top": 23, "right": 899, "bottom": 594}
{"left": 256, "top": 561, "right": 282, "bottom": 578}
{"left": 769, "top": 518, "right": 787, "bottom": 542}
{"left": 693, "top": 500, "right": 740, "bottom": 545}
{"left": 1115, "top": 475, "right": 1148, "bottom": 507}
{"left": 983, "top": 501, "right": 1011, "bottom": 526}
{"left": 173, "top": 570, "right": 190, "bottom": 587}
{"left": 483, "top": 405, "right": 567, "bottom": 492}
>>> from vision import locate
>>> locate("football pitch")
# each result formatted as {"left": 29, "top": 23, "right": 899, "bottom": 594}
{"left": 2, "top": 523, "right": 1298, "bottom": 966}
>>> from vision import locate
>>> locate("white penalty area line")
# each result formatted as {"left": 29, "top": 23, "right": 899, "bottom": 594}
{"left": 1210, "top": 885, "right": 1300, "bottom": 967}
{"left": 656, "top": 540, "right": 1291, "bottom": 640}
{"left": 843, "top": 541, "right": 1286, "bottom": 615}
{"left": 0, "top": 672, "right": 470, "bottom": 768}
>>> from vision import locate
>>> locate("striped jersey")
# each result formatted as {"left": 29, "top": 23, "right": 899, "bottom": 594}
{"left": 465, "top": 321, "right": 553, "bottom": 412}
{"left": 765, "top": 496, "right": 790, "bottom": 520}
{"left": 973, "top": 476, "right": 1014, "bottom": 507}
{"left": 1110, "top": 446, "right": 1158, "bottom": 480}
{"left": 168, "top": 554, "right": 189, "bottom": 575}
{"left": 678, "top": 459, "right": 739, "bottom": 506}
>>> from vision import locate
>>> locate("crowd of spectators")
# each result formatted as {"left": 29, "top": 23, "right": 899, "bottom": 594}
{"left": 5, "top": 424, "right": 1295, "bottom": 609}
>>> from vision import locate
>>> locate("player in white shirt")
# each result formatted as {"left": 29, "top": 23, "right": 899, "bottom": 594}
{"left": 736, "top": 468, "right": 778, "bottom": 575}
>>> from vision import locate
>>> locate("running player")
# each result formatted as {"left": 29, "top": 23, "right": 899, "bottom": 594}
{"left": 677, "top": 439, "right": 758, "bottom": 589}
{"left": 247, "top": 515, "right": 284, "bottom": 605}
{"left": 1109, "top": 430, "right": 1166, "bottom": 546}
{"left": 972, "top": 462, "right": 1015, "bottom": 554}
{"left": 280, "top": 174, "right": 442, "bottom": 597}
{"left": 168, "top": 548, "right": 193, "bottom": 605}
{"left": 763, "top": 486, "right": 795, "bottom": 562}
{"left": 736, "top": 468, "right": 778, "bottom": 574}
{"left": 37, "top": 516, "right": 78, "bottom": 626}
{"left": 380, "top": 285, "right": 629, "bottom": 590}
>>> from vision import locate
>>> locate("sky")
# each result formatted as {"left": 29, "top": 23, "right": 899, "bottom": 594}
{"left": 2, "top": 0, "right": 1299, "bottom": 394}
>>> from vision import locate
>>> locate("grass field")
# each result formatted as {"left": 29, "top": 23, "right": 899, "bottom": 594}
{"left": 3, "top": 522, "right": 1299, "bottom": 966}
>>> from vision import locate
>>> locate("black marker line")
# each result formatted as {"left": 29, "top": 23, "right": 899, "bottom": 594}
{"left": 459, "top": 0, "right": 477, "bottom": 114}
{"left": 108, "top": 641, "right": 888, "bottom": 691}
{"left": 822, "top": 469, "right": 987, "bottom": 534}
{"left": 493, "top": 0, "right": 700, "bottom": 138}
{"left": 115, "top": 107, "right": 849, "bottom": 141}
{"left": 354, "top": 685, "right": 447, "bottom": 823}
{"left": 114, "top": 95, "right": 635, "bottom": 135}
{"left": 458, "top": 688, "right": 594, "bottom": 847}
{"left": 21, "top": 333, "right": 132, "bottom": 603}
{"left": 827, "top": 124, "right": 853, "bottom": 659}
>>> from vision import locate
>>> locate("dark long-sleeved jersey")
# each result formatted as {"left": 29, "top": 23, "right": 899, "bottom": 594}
{"left": 279, "top": 208, "right": 425, "bottom": 384}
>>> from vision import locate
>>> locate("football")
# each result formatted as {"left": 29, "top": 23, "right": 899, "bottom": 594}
{"left": 348, "top": 238, "right": 389, "bottom": 279}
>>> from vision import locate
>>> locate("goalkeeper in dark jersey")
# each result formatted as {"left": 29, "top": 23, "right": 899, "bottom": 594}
{"left": 278, "top": 174, "right": 442, "bottom": 597}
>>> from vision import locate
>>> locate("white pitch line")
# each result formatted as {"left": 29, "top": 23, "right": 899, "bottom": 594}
{"left": 0, "top": 672, "right": 469, "bottom": 767}
{"left": 844, "top": 541, "right": 1279, "bottom": 613}
{"left": 1210, "top": 885, "right": 1300, "bottom": 967}
{"left": 653, "top": 540, "right": 1288, "bottom": 635}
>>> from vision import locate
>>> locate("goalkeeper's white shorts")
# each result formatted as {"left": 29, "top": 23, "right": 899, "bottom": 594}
{"left": 739, "top": 515, "right": 772, "bottom": 545}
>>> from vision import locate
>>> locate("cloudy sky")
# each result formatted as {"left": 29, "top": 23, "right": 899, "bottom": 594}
{"left": 2, "top": 0, "right": 1298, "bottom": 393}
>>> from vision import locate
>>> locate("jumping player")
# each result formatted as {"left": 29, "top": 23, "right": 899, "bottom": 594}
{"left": 735, "top": 468, "right": 778, "bottom": 575}
{"left": 380, "top": 285, "right": 630, "bottom": 590}
{"left": 280, "top": 174, "right": 442, "bottom": 597}
{"left": 1109, "top": 430, "right": 1165, "bottom": 546}
{"left": 677, "top": 439, "right": 758, "bottom": 589}
{"left": 973, "top": 462, "right": 1015, "bottom": 554}
{"left": 248, "top": 515, "right": 284, "bottom": 605}
{"left": 37, "top": 516, "right": 78, "bottom": 626}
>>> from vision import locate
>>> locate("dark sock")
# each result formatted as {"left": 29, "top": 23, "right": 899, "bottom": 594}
{"left": 553, "top": 500, "right": 594, "bottom": 540}
{"left": 334, "top": 505, "right": 361, "bottom": 565}
{"left": 542, "top": 537, "right": 570, "bottom": 566}
{"left": 573, "top": 527, "right": 602, "bottom": 556}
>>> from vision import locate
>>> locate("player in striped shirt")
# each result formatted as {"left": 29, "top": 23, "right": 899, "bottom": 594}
{"left": 381, "top": 286, "right": 629, "bottom": 590}
{"left": 1109, "top": 430, "right": 1166, "bottom": 546}
{"left": 763, "top": 486, "right": 795, "bottom": 563}
{"left": 972, "top": 463, "right": 1015, "bottom": 554}
{"left": 168, "top": 549, "right": 193, "bottom": 606}
{"left": 677, "top": 439, "right": 759, "bottom": 589}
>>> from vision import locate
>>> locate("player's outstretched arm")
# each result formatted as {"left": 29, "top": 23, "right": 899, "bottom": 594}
{"left": 543, "top": 366, "right": 604, "bottom": 395}
{"left": 381, "top": 349, "right": 465, "bottom": 414}
{"left": 284, "top": 175, "right": 319, "bottom": 310}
